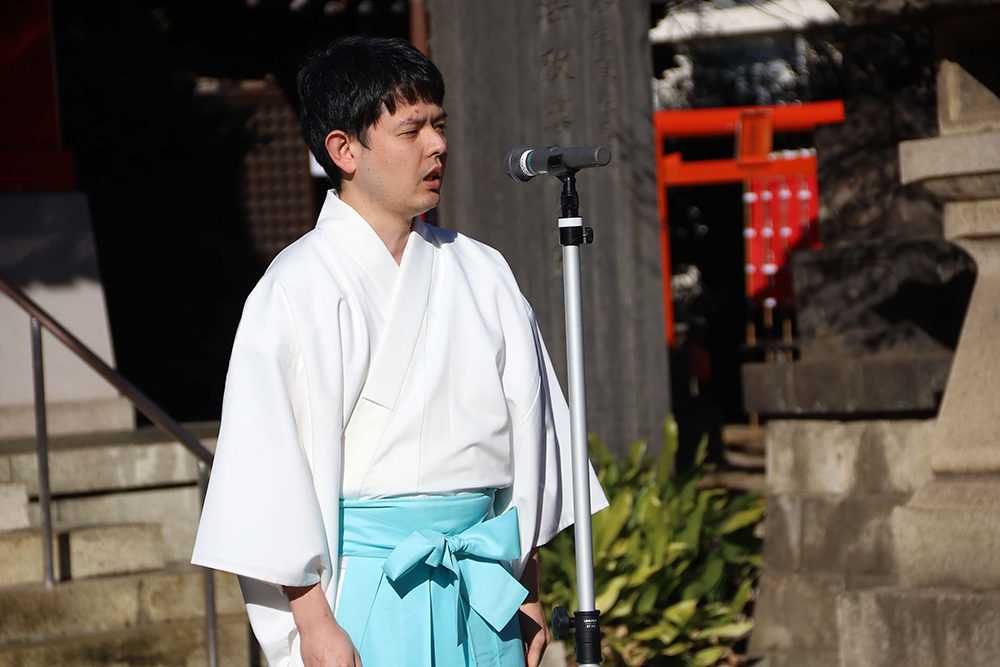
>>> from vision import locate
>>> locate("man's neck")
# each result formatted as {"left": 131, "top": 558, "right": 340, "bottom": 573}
{"left": 339, "top": 189, "right": 414, "bottom": 266}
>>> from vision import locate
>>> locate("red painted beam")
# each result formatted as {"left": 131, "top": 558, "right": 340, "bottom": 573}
{"left": 654, "top": 101, "right": 845, "bottom": 137}
{"left": 660, "top": 153, "right": 817, "bottom": 187}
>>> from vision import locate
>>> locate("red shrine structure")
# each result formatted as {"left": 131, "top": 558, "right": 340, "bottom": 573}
{"left": 654, "top": 101, "right": 846, "bottom": 353}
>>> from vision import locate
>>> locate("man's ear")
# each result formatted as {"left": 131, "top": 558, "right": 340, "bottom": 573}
{"left": 325, "top": 130, "right": 358, "bottom": 175}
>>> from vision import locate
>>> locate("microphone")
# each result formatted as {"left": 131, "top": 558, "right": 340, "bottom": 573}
{"left": 504, "top": 146, "right": 611, "bottom": 182}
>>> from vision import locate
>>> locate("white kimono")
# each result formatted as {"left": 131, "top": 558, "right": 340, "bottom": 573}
{"left": 191, "top": 191, "right": 609, "bottom": 665}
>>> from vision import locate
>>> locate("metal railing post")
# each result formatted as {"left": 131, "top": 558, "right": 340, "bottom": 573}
{"left": 197, "top": 461, "right": 218, "bottom": 667}
{"left": 30, "top": 317, "right": 56, "bottom": 588}
{"left": 30, "top": 318, "right": 56, "bottom": 587}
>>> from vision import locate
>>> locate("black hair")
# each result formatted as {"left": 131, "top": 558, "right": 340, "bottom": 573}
{"left": 297, "top": 36, "right": 445, "bottom": 188}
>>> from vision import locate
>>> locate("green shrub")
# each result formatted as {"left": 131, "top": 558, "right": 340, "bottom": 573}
{"left": 539, "top": 417, "right": 765, "bottom": 666}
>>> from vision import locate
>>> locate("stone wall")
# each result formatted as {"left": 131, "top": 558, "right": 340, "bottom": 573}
{"left": 749, "top": 419, "right": 933, "bottom": 666}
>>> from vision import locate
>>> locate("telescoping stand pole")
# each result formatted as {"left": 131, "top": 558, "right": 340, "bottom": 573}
{"left": 503, "top": 145, "right": 610, "bottom": 666}
{"left": 549, "top": 164, "right": 602, "bottom": 667}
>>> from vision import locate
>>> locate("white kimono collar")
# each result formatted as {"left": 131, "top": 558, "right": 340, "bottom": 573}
{"left": 315, "top": 190, "right": 435, "bottom": 412}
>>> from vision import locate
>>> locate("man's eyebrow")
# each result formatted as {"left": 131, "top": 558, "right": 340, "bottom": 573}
{"left": 395, "top": 111, "right": 447, "bottom": 129}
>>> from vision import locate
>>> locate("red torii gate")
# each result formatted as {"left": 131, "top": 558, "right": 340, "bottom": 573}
{"left": 654, "top": 101, "right": 845, "bottom": 350}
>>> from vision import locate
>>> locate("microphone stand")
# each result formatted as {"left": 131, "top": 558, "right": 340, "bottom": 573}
{"left": 547, "top": 158, "right": 602, "bottom": 667}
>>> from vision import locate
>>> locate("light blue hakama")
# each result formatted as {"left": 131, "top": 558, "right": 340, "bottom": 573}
{"left": 334, "top": 491, "right": 529, "bottom": 667}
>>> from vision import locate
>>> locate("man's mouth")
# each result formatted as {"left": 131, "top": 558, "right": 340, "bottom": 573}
{"left": 423, "top": 167, "right": 443, "bottom": 189}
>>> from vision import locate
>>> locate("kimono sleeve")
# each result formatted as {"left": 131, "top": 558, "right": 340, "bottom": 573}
{"left": 191, "top": 278, "right": 332, "bottom": 588}
{"left": 497, "top": 299, "right": 611, "bottom": 580}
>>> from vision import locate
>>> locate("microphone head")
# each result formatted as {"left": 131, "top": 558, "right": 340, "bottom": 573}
{"left": 504, "top": 147, "right": 534, "bottom": 182}
{"left": 595, "top": 146, "right": 611, "bottom": 167}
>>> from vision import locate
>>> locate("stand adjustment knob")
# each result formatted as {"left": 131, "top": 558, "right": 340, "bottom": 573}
{"left": 584, "top": 227, "right": 594, "bottom": 244}
{"left": 551, "top": 606, "right": 571, "bottom": 641}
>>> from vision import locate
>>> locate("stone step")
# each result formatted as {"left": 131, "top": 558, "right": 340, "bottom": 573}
{"left": 0, "top": 482, "right": 29, "bottom": 531}
{"left": 838, "top": 587, "right": 1000, "bottom": 667}
{"left": 0, "top": 563, "right": 244, "bottom": 645}
{"left": 723, "top": 449, "right": 765, "bottom": 470}
{"left": 698, "top": 469, "right": 766, "bottom": 492}
{"left": 28, "top": 483, "right": 201, "bottom": 563}
{"left": 0, "top": 423, "right": 218, "bottom": 496}
{"left": 0, "top": 522, "right": 164, "bottom": 587}
{"left": 722, "top": 423, "right": 766, "bottom": 453}
{"left": 0, "top": 613, "right": 258, "bottom": 667}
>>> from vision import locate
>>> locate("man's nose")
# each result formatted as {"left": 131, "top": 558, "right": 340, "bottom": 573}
{"left": 426, "top": 129, "right": 447, "bottom": 156}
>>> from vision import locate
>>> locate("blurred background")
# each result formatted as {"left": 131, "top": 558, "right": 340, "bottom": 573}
{"left": 3, "top": 1, "right": 1000, "bottom": 666}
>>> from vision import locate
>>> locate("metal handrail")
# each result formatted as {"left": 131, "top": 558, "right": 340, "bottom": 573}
{"left": 0, "top": 274, "right": 219, "bottom": 667}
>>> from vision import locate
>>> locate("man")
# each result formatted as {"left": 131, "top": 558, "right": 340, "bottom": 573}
{"left": 192, "top": 36, "right": 608, "bottom": 667}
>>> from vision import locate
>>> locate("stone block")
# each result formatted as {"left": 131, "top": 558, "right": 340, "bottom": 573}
{"left": 0, "top": 398, "right": 135, "bottom": 440}
{"left": 0, "top": 523, "right": 165, "bottom": 586}
{"left": 945, "top": 198, "right": 1000, "bottom": 240}
{"left": 839, "top": 587, "right": 1000, "bottom": 667}
{"left": 63, "top": 523, "right": 164, "bottom": 580}
{"left": 139, "top": 567, "right": 244, "bottom": 624}
{"left": 800, "top": 495, "right": 905, "bottom": 575}
{"left": 894, "top": 477, "right": 1000, "bottom": 589}
{"left": 0, "top": 614, "right": 254, "bottom": 667}
{"left": 743, "top": 354, "right": 955, "bottom": 417}
{"left": 0, "top": 529, "right": 46, "bottom": 587}
{"left": 860, "top": 353, "right": 954, "bottom": 414}
{"left": 0, "top": 574, "right": 142, "bottom": 644}
{"left": 792, "top": 359, "right": 863, "bottom": 414}
{"left": 766, "top": 420, "right": 933, "bottom": 495}
{"left": 0, "top": 482, "right": 29, "bottom": 531}
{"left": 35, "top": 486, "right": 201, "bottom": 562}
{"left": 741, "top": 362, "right": 795, "bottom": 414}
{"left": 767, "top": 421, "right": 862, "bottom": 495}
{"left": 846, "top": 573, "right": 897, "bottom": 590}
{"left": 747, "top": 573, "right": 844, "bottom": 654}
{"left": 10, "top": 439, "right": 210, "bottom": 496}
{"left": 762, "top": 495, "right": 801, "bottom": 573}
{"left": 0, "top": 566, "right": 243, "bottom": 646}
{"left": 900, "top": 130, "right": 1000, "bottom": 201}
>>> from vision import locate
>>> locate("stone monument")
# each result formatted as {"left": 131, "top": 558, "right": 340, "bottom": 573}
{"left": 426, "top": 0, "right": 671, "bottom": 454}
{"left": 837, "top": 7, "right": 1000, "bottom": 664}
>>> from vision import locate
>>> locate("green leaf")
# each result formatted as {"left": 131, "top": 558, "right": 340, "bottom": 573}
{"left": 663, "top": 598, "right": 698, "bottom": 626}
{"left": 628, "top": 561, "right": 662, "bottom": 588}
{"left": 731, "top": 577, "right": 754, "bottom": 616}
{"left": 588, "top": 432, "right": 615, "bottom": 469}
{"left": 717, "top": 502, "right": 767, "bottom": 535}
{"left": 635, "top": 583, "right": 659, "bottom": 615}
{"left": 594, "top": 488, "right": 634, "bottom": 557}
{"left": 627, "top": 439, "right": 648, "bottom": 469}
{"left": 658, "top": 414, "right": 679, "bottom": 482}
{"left": 661, "top": 641, "right": 688, "bottom": 656}
{"left": 682, "top": 556, "right": 726, "bottom": 601}
{"left": 695, "top": 621, "right": 754, "bottom": 640}
{"left": 693, "top": 646, "right": 727, "bottom": 666}
{"left": 608, "top": 591, "right": 640, "bottom": 619}
{"left": 676, "top": 492, "right": 710, "bottom": 551}
{"left": 694, "top": 432, "right": 710, "bottom": 467}
{"left": 632, "top": 621, "right": 680, "bottom": 644}
{"left": 594, "top": 574, "right": 630, "bottom": 613}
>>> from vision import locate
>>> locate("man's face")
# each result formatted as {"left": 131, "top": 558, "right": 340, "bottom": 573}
{"left": 352, "top": 100, "right": 447, "bottom": 221}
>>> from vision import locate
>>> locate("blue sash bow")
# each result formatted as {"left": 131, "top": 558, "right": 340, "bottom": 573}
{"left": 336, "top": 492, "right": 529, "bottom": 667}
